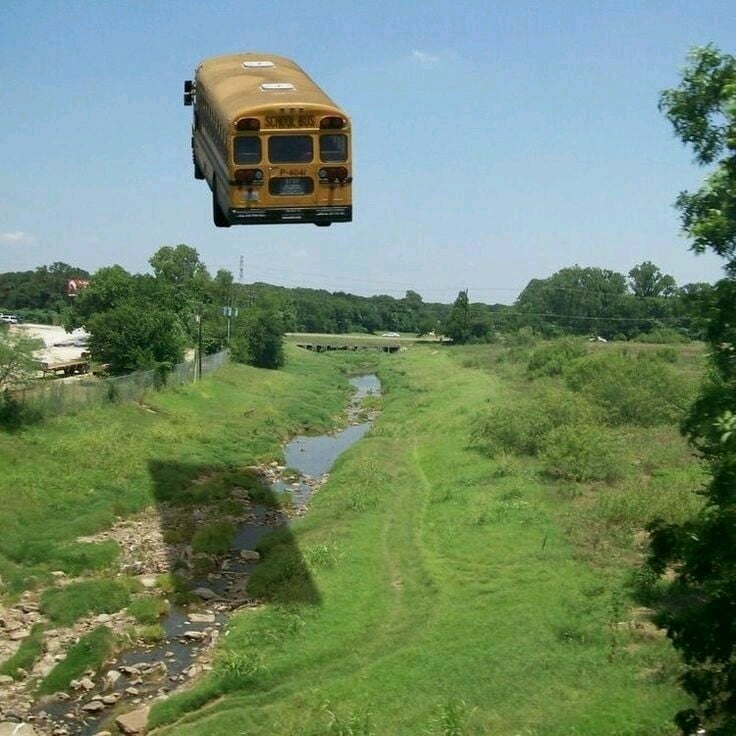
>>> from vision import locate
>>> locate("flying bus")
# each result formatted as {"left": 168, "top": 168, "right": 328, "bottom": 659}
{"left": 183, "top": 53, "right": 352, "bottom": 227}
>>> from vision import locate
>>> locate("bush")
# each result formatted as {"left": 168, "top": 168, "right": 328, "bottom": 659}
{"left": 540, "top": 423, "right": 623, "bottom": 482}
{"left": 527, "top": 338, "right": 587, "bottom": 378}
{"left": 470, "top": 386, "right": 600, "bottom": 457}
{"left": 565, "top": 352, "right": 693, "bottom": 426}
{"left": 191, "top": 522, "right": 235, "bottom": 555}
{"left": 634, "top": 327, "right": 689, "bottom": 344}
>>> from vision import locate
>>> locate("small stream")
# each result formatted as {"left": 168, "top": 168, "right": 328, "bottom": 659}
{"left": 40, "top": 374, "right": 380, "bottom": 735}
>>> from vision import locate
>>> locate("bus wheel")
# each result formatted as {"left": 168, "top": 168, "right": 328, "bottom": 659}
{"left": 212, "top": 184, "right": 230, "bottom": 228}
{"left": 315, "top": 221, "right": 332, "bottom": 227}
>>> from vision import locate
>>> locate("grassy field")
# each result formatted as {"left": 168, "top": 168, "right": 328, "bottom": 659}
{"left": 148, "top": 340, "right": 704, "bottom": 736}
{"left": 0, "top": 346, "right": 364, "bottom": 595}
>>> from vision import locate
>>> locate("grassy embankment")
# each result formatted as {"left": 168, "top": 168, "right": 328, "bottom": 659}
{"left": 150, "top": 340, "right": 705, "bottom": 736}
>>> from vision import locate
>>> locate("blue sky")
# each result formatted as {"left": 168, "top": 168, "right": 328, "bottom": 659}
{"left": 0, "top": 0, "right": 734, "bottom": 303}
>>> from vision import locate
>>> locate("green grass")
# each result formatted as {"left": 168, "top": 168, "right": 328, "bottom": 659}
{"left": 148, "top": 343, "right": 700, "bottom": 736}
{"left": 0, "top": 348, "right": 357, "bottom": 595}
{"left": 127, "top": 595, "right": 170, "bottom": 624}
{"left": 38, "top": 626, "right": 114, "bottom": 695}
{"left": 0, "top": 623, "right": 46, "bottom": 679}
{"left": 39, "top": 578, "right": 136, "bottom": 626}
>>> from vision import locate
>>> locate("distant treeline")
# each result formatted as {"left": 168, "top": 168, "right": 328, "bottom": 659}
{"left": 0, "top": 256, "right": 712, "bottom": 342}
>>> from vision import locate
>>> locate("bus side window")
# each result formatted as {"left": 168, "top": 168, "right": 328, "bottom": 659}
{"left": 320, "top": 134, "right": 347, "bottom": 162}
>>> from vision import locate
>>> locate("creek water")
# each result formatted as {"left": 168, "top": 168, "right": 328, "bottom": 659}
{"left": 42, "top": 373, "right": 380, "bottom": 736}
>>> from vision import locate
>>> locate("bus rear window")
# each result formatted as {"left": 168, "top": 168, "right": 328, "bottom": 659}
{"left": 234, "top": 137, "right": 261, "bottom": 164}
{"left": 320, "top": 135, "right": 347, "bottom": 162}
{"left": 268, "top": 136, "right": 313, "bottom": 163}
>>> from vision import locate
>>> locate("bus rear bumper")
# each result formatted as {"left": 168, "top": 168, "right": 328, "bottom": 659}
{"left": 227, "top": 206, "right": 352, "bottom": 225}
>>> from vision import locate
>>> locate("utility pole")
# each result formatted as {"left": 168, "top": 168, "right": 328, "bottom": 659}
{"left": 196, "top": 312, "right": 203, "bottom": 380}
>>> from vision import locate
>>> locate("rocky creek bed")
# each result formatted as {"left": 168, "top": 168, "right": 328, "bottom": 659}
{"left": 0, "top": 374, "right": 380, "bottom": 736}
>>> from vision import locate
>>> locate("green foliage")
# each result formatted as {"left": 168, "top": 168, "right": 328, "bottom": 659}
{"left": 38, "top": 626, "right": 114, "bottom": 695}
{"left": 565, "top": 351, "right": 692, "bottom": 426}
{"left": 634, "top": 327, "right": 689, "bottom": 344}
{"left": 40, "top": 578, "right": 135, "bottom": 626}
{"left": 191, "top": 522, "right": 235, "bottom": 555}
{"left": 0, "top": 261, "right": 89, "bottom": 315}
{"left": 0, "top": 329, "right": 43, "bottom": 389}
{"left": 127, "top": 595, "right": 170, "bottom": 624}
{"left": 646, "top": 45, "right": 736, "bottom": 736}
{"left": 470, "top": 385, "right": 600, "bottom": 456}
{"left": 87, "top": 302, "right": 185, "bottom": 375}
{"left": 0, "top": 623, "right": 45, "bottom": 679}
{"left": 443, "top": 290, "right": 493, "bottom": 344}
{"left": 629, "top": 261, "right": 677, "bottom": 298}
{"left": 231, "top": 294, "right": 286, "bottom": 369}
{"left": 527, "top": 337, "right": 587, "bottom": 377}
{"left": 540, "top": 423, "right": 623, "bottom": 482}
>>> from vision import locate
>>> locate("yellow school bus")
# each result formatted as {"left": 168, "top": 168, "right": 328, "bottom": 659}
{"left": 184, "top": 53, "right": 352, "bottom": 227}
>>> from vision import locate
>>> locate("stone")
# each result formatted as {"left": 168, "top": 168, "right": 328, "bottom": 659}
{"left": 0, "top": 675, "right": 13, "bottom": 685}
{"left": 183, "top": 630, "right": 205, "bottom": 640}
{"left": 0, "top": 727, "right": 38, "bottom": 736}
{"left": 101, "top": 694, "right": 120, "bottom": 705}
{"left": 124, "top": 687, "right": 140, "bottom": 696}
{"left": 8, "top": 629, "right": 30, "bottom": 641}
{"left": 192, "top": 587, "right": 217, "bottom": 600}
{"left": 82, "top": 701, "right": 106, "bottom": 712}
{"left": 95, "top": 613, "right": 111, "bottom": 624}
{"left": 103, "top": 669, "right": 122, "bottom": 690}
{"left": 188, "top": 612, "right": 215, "bottom": 624}
{"left": 115, "top": 706, "right": 150, "bottom": 735}
{"left": 79, "top": 677, "right": 95, "bottom": 691}
{"left": 239, "top": 549, "right": 261, "bottom": 561}
{"left": 138, "top": 575, "right": 158, "bottom": 589}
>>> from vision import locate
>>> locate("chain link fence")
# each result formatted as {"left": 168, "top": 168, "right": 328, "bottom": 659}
{"left": 11, "top": 350, "right": 229, "bottom": 418}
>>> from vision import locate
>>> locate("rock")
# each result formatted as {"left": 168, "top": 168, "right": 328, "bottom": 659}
{"left": 124, "top": 687, "right": 140, "bottom": 696}
{"left": 103, "top": 669, "right": 122, "bottom": 690}
{"left": 101, "top": 694, "right": 120, "bottom": 705}
{"left": 138, "top": 575, "right": 158, "bottom": 589}
{"left": 239, "top": 549, "right": 261, "bottom": 561}
{"left": 82, "top": 701, "right": 106, "bottom": 712}
{"left": 96, "top": 613, "right": 111, "bottom": 624}
{"left": 9, "top": 629, "right": 31, "bottom": 641}
{"left": 115, "top": 706, "right": 150, "bottom": 735}
{"left": 188, "top": 612, "right": 215, "bottom": 624}
{"left": 183, "top": 630, "right": 205, "bottom": 640}
{"left": 0, "top": 727, "right": 38, "bottom": 736}
{"left": 192, "top": 587, "right": 217, "bottom": 600}
{"left": 93, "top": 732, "right": 112, "bottom": 736}
{"left": 50, "top": 571, "right": 66, "bottom": 578}
{"left": 78, "top": 676, "right": 95, "bottom": 691}
{"left": 0, "top": 674, "right": 13, "bottom": 685}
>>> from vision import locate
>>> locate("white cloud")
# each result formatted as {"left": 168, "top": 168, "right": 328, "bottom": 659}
{"left": 0, "top": 231, "right": 34, "bottom": 244}
{"left": 411, "top": 49, "right": 440, "bottom": 67}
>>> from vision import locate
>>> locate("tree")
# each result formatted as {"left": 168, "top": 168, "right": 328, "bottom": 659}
{"left": 645, "top": 46, "right": 736, "bottom": 736}
{"left": 0, "top": 328, "right": 42, "bottom": 388}
{"left": 86, "top": 304, "right": 185, "bottom": 375}
{"left": 231, "top": 295, "right": 285, "bottom": 369}
{"left": 444, "top": 290, "right": 471, "bottom": 344}
{"left": 628, "top": 261, "right": 677, "bottom": 298}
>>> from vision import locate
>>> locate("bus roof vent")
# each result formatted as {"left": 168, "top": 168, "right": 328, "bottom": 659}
{"left": 261, "top": 83, "right": 295, "bottom": 91}
{"left": 243, "top": 60, "right": 274, "bottom": 69}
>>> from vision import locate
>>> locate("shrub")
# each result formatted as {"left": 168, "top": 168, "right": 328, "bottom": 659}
{"left": 527, "top": 338, "right": 587, "bottom": 378}
{"left": 470, "top": 386, "right": 600, "bottom": 457}
{"left": 634, "top": 327, "right": 689, "bottom": 344}
{"left": 565, "top": 352, "right": 693, "bottom": 426}
{"left": 540, "top": 423, "right": 623, "bottom": 482}
{"left": 127, "top": 595, "right": 170, "bottom": 624}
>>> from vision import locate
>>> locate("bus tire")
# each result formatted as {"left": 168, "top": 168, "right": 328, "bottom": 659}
{"left": 212, "top": 183, "right": 230, "bottom": 228}
{"left": 315, "top": 221, "right": 332, "bottom": 227}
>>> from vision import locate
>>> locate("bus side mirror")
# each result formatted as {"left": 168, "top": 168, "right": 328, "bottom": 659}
{"left": 184, "top": 92, "right": 193, "bottom": 106}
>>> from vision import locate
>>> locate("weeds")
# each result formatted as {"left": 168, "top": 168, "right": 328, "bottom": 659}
{"left": 40, "top": 578, "right": 136, "bottom": 626}
{"left": 38, "top": 626, "right": 115, "bottom": 695}
{"left": 0, "top": 623, "right": 45, "bottom": 679}
{"left": 127, "top": 595, "right": 170, "bottom": 624}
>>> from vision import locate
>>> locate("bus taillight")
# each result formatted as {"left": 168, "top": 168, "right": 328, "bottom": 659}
{"left": 236, "top": 117, "right": 261, "bottom": 131}
{"left": 234, "top": 168, "right": 263, "bottom": 184}
{"left": 320, "top": 116, "right": 345, "bottom": 129}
